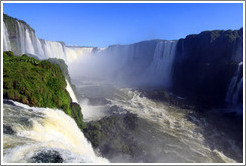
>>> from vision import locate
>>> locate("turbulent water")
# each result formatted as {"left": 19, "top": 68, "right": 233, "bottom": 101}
{"left": 226, "top": 62, "right": 243, "bottom": 105}
{"left": 3, "top": 79, "right": 109, "bottom": 163}
{"left": 3, "top": 100, "right": 108, "bottom": 163}
{"left": 3, "top": 78, "right": 242, "bottom": 163}
{"left": 73, "top": 78, "right": 242, "bottom": 163}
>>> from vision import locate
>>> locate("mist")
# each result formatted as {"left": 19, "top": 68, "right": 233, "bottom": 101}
{"left": 68, "top": 40, "right": 177, "bottom": 89}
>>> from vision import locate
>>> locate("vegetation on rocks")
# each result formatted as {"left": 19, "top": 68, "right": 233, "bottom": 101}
{"left": 3, "top": 51, "right": 85, "bottom": 130}
{"left": 4, "top": 13, "right": 35, "bottom": 32}
{"left": 48, "top": 58, "right": 77, "bottom": 97}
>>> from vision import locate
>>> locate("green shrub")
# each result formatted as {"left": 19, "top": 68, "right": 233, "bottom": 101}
{"left": 3, "top": 51, "right": 85, "bottom": 131}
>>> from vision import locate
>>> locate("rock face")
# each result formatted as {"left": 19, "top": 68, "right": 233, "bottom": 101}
{"left": 172, "top": 29, "right": 243, "bottom": 108}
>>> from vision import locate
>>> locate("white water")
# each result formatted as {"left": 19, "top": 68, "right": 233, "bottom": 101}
{"left": 3, "top": 16, "right": 243, "bottom": 163}
{"left": 65, "top": 47, "right": 95, "bottom": 63}
{"left": 3, "top": 101, "right": 109, "bottom": 163}
{"left": 3, "top": 22, "right": 11, "bottom": 51}
{"left": 66, "top": 80, "right": 78, "bottom": 103}
{"left": 73, "top": 79, "right": 240, "bottom": 163}
{"left": 25, "top": 28, "right": 35, "bottom": 54}
{"left": 226, "top": 62, "right": 243, "bottom": 105}
{"left": 69, "top": 40, "right": 177, "bottom": 88}
{"left": 109, "top": 89, "right": 237, "bottom": 163}
{"left": 4, "top": 20, "right": 93, "bottom": 63}
{"left": 79, "top": 98, "right": 110, "bottom": 122}
{"left": 4, "top": 20, "right": 177, "bottom": 88}
{"left": 144, "top": 41, "right": 177, "bottom": 88}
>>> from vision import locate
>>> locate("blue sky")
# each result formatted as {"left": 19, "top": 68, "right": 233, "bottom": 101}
{"left": 3, "top": 3, "right": 243, "bottom": 47}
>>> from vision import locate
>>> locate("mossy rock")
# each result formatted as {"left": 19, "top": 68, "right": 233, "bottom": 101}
{"left": 3, "top": 51, "right": 85, "bottom": 131}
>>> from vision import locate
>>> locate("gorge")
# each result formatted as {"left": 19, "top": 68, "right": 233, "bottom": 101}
{"left": 2, "top": 13, "right": 244, "bottom": 163}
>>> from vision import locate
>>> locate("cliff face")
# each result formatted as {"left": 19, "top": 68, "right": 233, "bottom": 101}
{"left": 172, "top": 29, "right": 243, "bottom": 108}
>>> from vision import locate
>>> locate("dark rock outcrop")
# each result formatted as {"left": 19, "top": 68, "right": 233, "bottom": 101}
{"left": 3, "top": 125, "right": 15, "bottom": 135}
{"left": 31, "top": 150, "right": 63, "bottom": 163}
{"left": 172, "top": 28, "right": 243, "bottom": 109}
{"left": 83, "top": 111, "right": 147, "bottom": 162}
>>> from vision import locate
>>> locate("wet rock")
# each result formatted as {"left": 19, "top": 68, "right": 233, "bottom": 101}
{"left": 83, "top": 112, "right": 144, "bottom": 162}
{"left": 3, "top": 99, "right": 15, "bottom": 106}
{"left": 108, "top": 105, "right": 128, "bottom": 115}
{"left": 31, "top": 150, "right": 63, "bottom": 163}
{"left": 3, "top": 124, "right": 15, "bottom": 135}
{"left": 88, "top": 97, "right": 111, "bottom": 105}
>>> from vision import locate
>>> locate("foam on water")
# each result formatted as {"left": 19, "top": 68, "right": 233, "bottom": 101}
{"left": 107, "top": 89, "right": 238, "bottom": 163}
{"left": 3, "top": 101, "right": 109, "bottom": 163}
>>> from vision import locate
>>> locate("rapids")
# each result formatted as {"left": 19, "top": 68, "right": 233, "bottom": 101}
{"left": 72, "top": 78, "right": 242, "bottom": 163}
{"left": 3, "top": 100, "right": 108, "bottom": 163}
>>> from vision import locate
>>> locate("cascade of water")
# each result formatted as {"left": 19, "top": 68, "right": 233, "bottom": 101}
{"left": 42, "top": 40, "right": 67, "bottom": 61}
{"left": 25, "top": 28, "right": 35, "bottom": 54}
{"left": 3, "top": 22, "right": 11, "bottom": 51}
{"left": 3, "top": 101, "right": 108, "bottom": 163}
{"left": 4, "top": 18, "right": 182, "bottom": 89}
{"left": 17, "top": 21, "right": 26, "bottom": 54}
{"left": 65, "top": 47, "right": 94, "bottom": 63}
{"left": 66, "top": 80, "right": 78, "bottom": 103}
{"left": 232, "top": 77, "right": 243, "bottom": 104}
{"left": 4, "top": 19, "right": 84, "bottom": 63}
{"left": 144, "top": 41, "right": 177, "bottom": 88}
{"left": 232, "top": 37, "right": 243, "bottom": 62}
{"left": 226, "top": 62, "right": 243, "bottom": 105}
{"left": 30, "top": 30, "right": 44, "bottom": 57}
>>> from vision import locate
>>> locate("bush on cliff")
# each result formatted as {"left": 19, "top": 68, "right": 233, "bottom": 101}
{"left": 3, "top": 51, "right": 85, "bottom": 130}
{"left": 48, "top": 58, "right": 77, "bottom": 97}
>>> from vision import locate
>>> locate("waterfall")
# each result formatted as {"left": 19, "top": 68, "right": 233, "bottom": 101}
{"left": 68, "top": 40, "right": 177, "bottom": 87}
{"left": 17, "top": 21, "right": 25, "bottom": 54}
{"left": 3, "top": 22, "right": 11, "bottom": 51}
{"left": 42, "top": 40, "right": 67, "bottom": 61}
{"left": 226, "top": 62, "right": 243, "bottom": 105}
{"left": 232, "top": 37, "right": 243, "bottom": 62}
{"left": 25, "top": 28, "right": 35, "bottom": 54}
{"left": 66, "top": 80, "right": 78, "bottom": 103}
{"left": 3, "top": 17, "right": 185, "bottom": 89}
{"left": 3, "top": 101, "right": 108, "bottom": 163}
{"left": 144, "top": 41, "right": 177, "bottom": 88}
{"left": 4, "top": 20, "right": 91, "bottom": 64}
{"left": 65, "top": 47, "right": 94, "bottom": 63}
